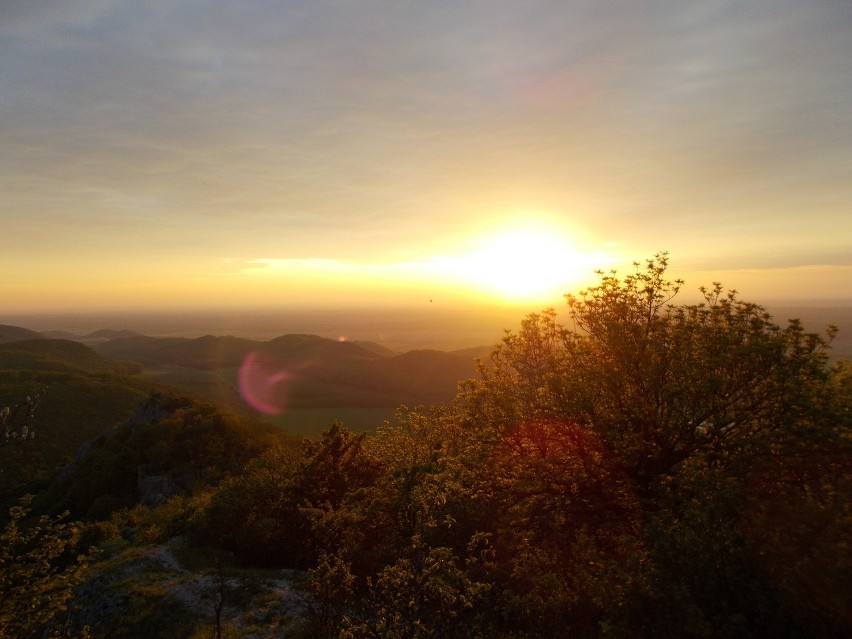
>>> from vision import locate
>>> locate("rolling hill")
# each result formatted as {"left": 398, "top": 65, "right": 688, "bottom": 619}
{"left": 0, "top": 332, "right": 307, "bottom": 515}
{"left": 94, "top": 335, "right": 258, "bottom": 369}
{"left": 0, "top": 339, "right": 142, "bottom": 376}
{"left": 93, "top": 333, "right": 477, "bottom": 407}
{"left": 0, "top": 325, "right": 485, "bottom": 438}
{"left": 0, "top": 324, "right": 43, "bottom": 343}
{"left": 0, "top": 339, "right": 153, "bottom": 507}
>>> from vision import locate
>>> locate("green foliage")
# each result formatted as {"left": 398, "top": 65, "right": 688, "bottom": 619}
{"left": 0, "top": 339, "right": 142, "bottom": 377}
{"left": 198, "top": 422, "right": 383, "bottom": 569}
{"left": 343, "top": 535, "right": 492, "bottom": 639}
{"left": 3, "top": 255, "right": 847, "bottom": 638}
{"left": 0, "top": 370, "right": 150, "bottom": 508}
{"left": 43, "top": 394, "right": 290, "bottom": 521}
{"left": 284, "top": 254, "right": 849, "bottom": 638}
{"left": 0, "top": 496, "right": 91, "bottom": 638}
{"left": 195, "top": 447, "right": 305, "bottom": 566}
{"left": 303, "top": 552, "right": 355, "bottom": 637}
{"left": 456, "top": 256, "right": 847, "bottom": 635}
{"left": 297, "top": 423, "right": 385, "bottom": 509}
{"left": 475, "top": 420, "right": 645, "bottom": 636}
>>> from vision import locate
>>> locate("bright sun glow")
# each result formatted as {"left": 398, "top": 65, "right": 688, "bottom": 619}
{"left": 233, "top": 222, "right": 609, "bottom": 307}
{"left": 439, "top": 226, "right": 599, "bottom": 302}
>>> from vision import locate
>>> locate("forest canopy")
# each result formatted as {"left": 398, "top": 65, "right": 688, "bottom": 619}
{"left": 195, "top": 254, "right": 850, "bottom": 638}
{"left": 3, "top": 254, "right": 850, "bottom": 638}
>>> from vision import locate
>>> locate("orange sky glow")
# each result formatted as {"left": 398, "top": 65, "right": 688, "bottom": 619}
{"left": 1, "top": 2, "right": 850, "bottom": 315}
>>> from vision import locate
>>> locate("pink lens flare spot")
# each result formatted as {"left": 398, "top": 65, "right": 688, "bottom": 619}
{"left": 238, "top": 351, "right": 290, "bottom": 415}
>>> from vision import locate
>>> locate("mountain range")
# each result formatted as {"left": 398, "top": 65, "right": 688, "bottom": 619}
{"left": 0, "top": 326, "right": 492, "bottom": 434}
{"left": 93, "top": 332, "right": 485, "bottom": 405}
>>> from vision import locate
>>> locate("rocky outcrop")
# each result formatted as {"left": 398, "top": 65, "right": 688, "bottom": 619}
{"left": 53, "top": 394, "right": 172, "bottom": 488}
{"left": 137, "top": 468, "right": 194, "bottom": 507}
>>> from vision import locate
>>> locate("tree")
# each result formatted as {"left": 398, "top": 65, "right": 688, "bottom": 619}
{"left": 198, "top": 422, "right": 384, "bottom": 569}
{"left": 0, "top": 391, "right": 42, "bottom": 446}
{"left": 0, "top": 496, "right": 91, "bottom": 638}
{"left": 202, "top": 254, "right": 847, "bottom": 638}
{"left": 465, "top": 253, "right": 839, "bottom": 492}
{"left": 458, "top": 253, "right": 850, "bottom": 637}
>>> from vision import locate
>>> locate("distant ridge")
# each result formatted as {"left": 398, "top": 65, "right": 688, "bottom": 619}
{"left": 0, "top": 324, "right": 44, "bottom": 344}
{"left": 95, "top": 333, "right": 395, "bottom": 369}
{"left": 84, "top": 328, "right": 142, "bottom": 340}
{"left": 351, "top": 340, "right": 399, "bottom": 357}
{"left": 93, "top": 333, "right": 478, "bottom": 405}
{"left": 39, "top": 328, "right": 144, "bottom": 343}
{"left": 41, "top": 330, "right": 81, "bottom": 340}
{"left": 95, "top": 335, "right": 258, "bottom": 369}
{"left": 263, "top": 334, "right": 386, "bottom": 365}
{"left": 450, "top": 345, "right": 493, "bottom": 359}
{"left": 0, "top": 338, "right": 141, "bottom": 375}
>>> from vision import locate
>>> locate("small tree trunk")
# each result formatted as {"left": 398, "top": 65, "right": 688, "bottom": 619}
{"left": 214, "top": 554, "right": 224, "bottom": 639}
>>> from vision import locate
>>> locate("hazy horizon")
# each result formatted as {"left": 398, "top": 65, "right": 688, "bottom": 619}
{"left": 3, "top": 299, "right": 851, "bottom": 355}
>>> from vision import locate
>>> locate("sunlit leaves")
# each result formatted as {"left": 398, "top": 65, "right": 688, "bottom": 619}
{"left": 0, "top": 496, "right": 91, "bottom": 638}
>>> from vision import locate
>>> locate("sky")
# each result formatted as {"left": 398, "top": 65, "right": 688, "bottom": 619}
{"left": 2, "top": 0, "right": 851, "bottom": 314}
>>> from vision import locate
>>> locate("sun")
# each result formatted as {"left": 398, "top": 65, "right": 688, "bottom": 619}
{"left": 448, "top": 226, "right": 597, "bottom": 302}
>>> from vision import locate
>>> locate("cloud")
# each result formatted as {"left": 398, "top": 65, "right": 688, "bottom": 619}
{"left": 1, "top": 1, "right": 850, "bottom": 305}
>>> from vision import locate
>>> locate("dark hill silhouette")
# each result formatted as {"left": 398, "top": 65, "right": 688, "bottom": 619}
{"left": 261, "top": 334, "right": 387, "bottom": 368}
{"left": 363, "top": 349, "right": 477, "bottom": 400}
{"left": 450, "top": 345, "right": 493, "bottom": 359}
{"left": 259, "top": 342, "right": 475, "bottom": 403}
{"left": 96, "top": 334, "right": 391, "bottom": 370}
{"left": 351, "top": 340, "right": 399, "bottom": 357}
{"left": 0, "top": 339, "right": 151, "bottom": 505}
{"left": 252, "top": 337, "right": 474, "bottom": 403}
{"left": 84, "top": 328, "right": 142, "bottom": 340}
{"left": 95, "top": 335, "right": 260, "bottom": 369}
{"left": 0, "top": 324, "right": 44, "bottom": 344}
{"left": 0, "top": 339, "right": 141, "bottom": 376}
{"left": 40, "top": 330, "right": 81, "bottom": 340}
{"left": 95, "top": 336, "right": 193, "bottom": 366}
{"left": 93, "top": 333, "right": 478, "bottom": 405}
{"left": 37, "top": 328, "right": 144, "bottom": 343}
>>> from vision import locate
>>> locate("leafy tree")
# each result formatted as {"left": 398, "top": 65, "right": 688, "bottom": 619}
{"left": 458, "top": 253, "right": 849, "bottom": 637}
{"left": 0, "top": 496, "right": 91, "bottom": 638}
{"left": 303, "top": 551, "right": 356, "bottom": 638}
{"left": 342, "top": 534, "right": 493, "bottom": 639}
{"left": 0, "top": 392, "right": 41, "bottom": 446}
{"left": 465, "top": 254, "right": 839, "bottom": 492}
{"left": 46, "top": 395, "right": 284, "bottom": 521}
{"left": 475, "top": 419, "right": 645, "bottom": 636}
{"left": 194, "top": 447, "right": 303, "bottom": 567}
{"left": 199, "top": 422, "right": 383, "bottom": 569}
{"left": 182, "top": 254, "right": 849, "bottom": 638}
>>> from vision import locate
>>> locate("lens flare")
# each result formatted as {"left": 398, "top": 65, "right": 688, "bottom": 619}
{"left": 238, "top": 351, "right": 290, "bottom": 415}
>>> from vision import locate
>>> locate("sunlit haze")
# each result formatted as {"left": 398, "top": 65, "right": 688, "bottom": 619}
{"left": 2, "top": 1, "right": 851, "bottom": 317}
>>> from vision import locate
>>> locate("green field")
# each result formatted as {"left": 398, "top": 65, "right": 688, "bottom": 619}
{"left": 138, "top": 366, "right": 404, "bottom": 436}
